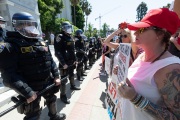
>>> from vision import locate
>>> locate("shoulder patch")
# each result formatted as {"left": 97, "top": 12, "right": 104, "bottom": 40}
{"left": 0, "top": 43, "right": 6, "bottom": 53}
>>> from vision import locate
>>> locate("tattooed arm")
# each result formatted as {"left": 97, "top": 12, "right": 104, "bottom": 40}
{"left": 144, "top": 64, "right": 180, "bottom": 120}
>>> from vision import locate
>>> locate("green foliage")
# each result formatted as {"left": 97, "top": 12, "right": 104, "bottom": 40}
{"left": 71, "top": 4, "right": 85, "bottom": 30}
{"left": 70, "top": 0, "right": 80, "bottom": 6}
{"left": 92, "top": 28, "right": 98, "bottom": 38}
{"left": 38, "top": 0, "right": 63, "bottom": 32}
{"left": 163, "top": 3, "right": 171, "bottom": 8}
{"left": 80, "top": 0, "right": 92, "bottom": 16}
{"left": 136, "top": 2, "right": 148, "bottom": 22}
{"left": 99, "top": 23, "right": 109, "bottom": 38}
{"left": 85, "top": 23, "right": 93, "bottom": 38}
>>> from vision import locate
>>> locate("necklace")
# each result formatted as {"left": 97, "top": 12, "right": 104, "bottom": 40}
{"left": 142, "top": 50, "right": 166, "bottom": 62}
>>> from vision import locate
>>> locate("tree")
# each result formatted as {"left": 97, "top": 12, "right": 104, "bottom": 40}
{"left": 99, "top": 23, "right": 109, "bottom": 38}
{"left": 84, "top": 3, "right": 92, "bottom": 32}
{"left": 38, "top": 0, "right": 63, "bottom": 33}
{"left": 92, "top": 28, "right": 98, "bottom": 38}
{"left": 80, "top": 0, "right": 92, "bottom": 31}
{"left": 136, "top": 2, "right": 148, "bottom": 22}
{"left": 70, "top": 0, "right": 80, "bottom": 26}
{"left": 85, "top": 23, "right": 93, "bottom": 38}
{"left": 71, "top": 4, "right": 85, "bottom": 30}
{"left": 163, "top": 3, "right": 171, "bottom": 9}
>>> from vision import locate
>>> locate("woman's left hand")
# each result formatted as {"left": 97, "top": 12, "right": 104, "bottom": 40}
{"left": 118, "top": 79, "right": 137, "bottom": 100}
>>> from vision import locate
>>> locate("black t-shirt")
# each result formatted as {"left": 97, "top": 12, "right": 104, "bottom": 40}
{"left": 103, "top": 45, "right": 110, "bottom": 57}
{"left": 169, "top": 42, "right": 180, "bottom": 58}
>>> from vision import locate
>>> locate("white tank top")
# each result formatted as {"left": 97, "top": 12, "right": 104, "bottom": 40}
{"left": 120, "top": 53, "right": 180, "bottom": 120}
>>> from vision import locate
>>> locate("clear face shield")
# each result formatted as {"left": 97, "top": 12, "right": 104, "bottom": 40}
{"left": 13, "top": 20, "right": 41, "bottom": 38}
{"left": 81, "top": 35, "right": 87, "bottom": 41}
{"left": 0, "top": 21, "right": 6, "bottom": 29}
{"left": 62, "top": 25, "right": 73, "bottom": 34}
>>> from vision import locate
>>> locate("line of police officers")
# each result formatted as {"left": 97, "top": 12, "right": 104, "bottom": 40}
{"left": 0, "top": 12, "right": 102, "bottom": 120}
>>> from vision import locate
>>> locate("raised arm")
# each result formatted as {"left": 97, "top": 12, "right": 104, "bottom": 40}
{"left": 104, "top": 29, "right": 121, "bottom": 49}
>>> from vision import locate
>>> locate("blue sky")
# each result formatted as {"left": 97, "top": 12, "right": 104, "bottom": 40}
{"left": 87, "top": 0, "right": 173, "bottom": 29}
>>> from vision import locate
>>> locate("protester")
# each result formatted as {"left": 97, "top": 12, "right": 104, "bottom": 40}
{"left": 117, "top": 8, "right": 180, "bottom": 120}
{"left": 169, "top": 29, "right": 180, "bottom": 58}
{"left": 99, "top": 38, "right": 110, "bottom": 75}
{"left": 104, "top": 28, "right": 142, "bottom": 67}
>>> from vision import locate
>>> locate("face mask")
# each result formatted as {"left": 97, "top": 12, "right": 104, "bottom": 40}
{"left": 24, "top": 26, "right": 40, "bottom": 35}
{"left": 0, "top": 24, "right": 5, "bottom": 28}
{"left": 66, "top": 28, "right": 72, "bottom": 34}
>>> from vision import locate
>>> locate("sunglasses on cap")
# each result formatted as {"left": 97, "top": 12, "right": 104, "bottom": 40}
{"left": 137, "top": 26, "right": 168, "bottom": 34}
{"left": 120, "top": 34, "right": 128, "bottom": 38}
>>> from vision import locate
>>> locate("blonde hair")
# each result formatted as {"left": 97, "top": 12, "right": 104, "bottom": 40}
{"left": 123, "top": 28, "right": 135, "bottom": 43}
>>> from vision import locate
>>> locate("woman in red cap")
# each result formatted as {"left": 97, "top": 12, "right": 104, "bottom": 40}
{"left": 117, "top": 8, "right": 180, "bottom": 120}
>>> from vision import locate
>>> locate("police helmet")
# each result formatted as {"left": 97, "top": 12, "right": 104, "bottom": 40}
{"left": 61, "top": 21, "right": 73, "bottom": 34}
{"left": 75, "top": 29, "right": 83, "bottom": 36}
{"left": 81, "top": 34, "right": 87, "bottom": 41}
{"left": 12, "top": 12, "right": 41, "bottom": 38}
{"left": 0, "top": 16, "right": 6, "bottom": 28}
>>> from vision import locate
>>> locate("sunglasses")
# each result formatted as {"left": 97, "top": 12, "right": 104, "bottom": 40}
{"left": 137, "top": 27, "right": 158, "bottom": 34}
{"left": 120, "top": 34, "right": 128, "bottom": 38}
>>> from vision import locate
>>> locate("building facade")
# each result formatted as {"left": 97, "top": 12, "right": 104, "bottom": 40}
{"left": 0, "top": 0, "right": 41, "bottom": 31}
{"left": 57, "top": 0, "right": 72, "bottom": 22}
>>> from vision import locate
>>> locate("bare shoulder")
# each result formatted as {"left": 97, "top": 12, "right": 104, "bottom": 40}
{"left": 154, "top": 63, "right": 180, "bottom": 86}
{"left": 154, "top": 63, "right": 180, "bottom": 118}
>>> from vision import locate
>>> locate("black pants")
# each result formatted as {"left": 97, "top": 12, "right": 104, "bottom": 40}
{"left": 59, "top": 65, "right": 75, "bottom": 95}
{"left": 23, "top": 93, "right": 58, "bottom": 120}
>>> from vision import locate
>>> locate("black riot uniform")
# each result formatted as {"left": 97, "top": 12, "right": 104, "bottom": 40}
{"left": 0, "top": 12, "right": 66, "bottom": 120}
{"left": 54, "top": 22, "right": 80, "bottom": 104}
{"left": 88, "top": 37, "right": 96, "bottom": 66}
{"left": 74, "top": 30, "right": 88, "bottom": 81}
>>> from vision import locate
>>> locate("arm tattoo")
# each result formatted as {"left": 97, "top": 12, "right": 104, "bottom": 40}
{"left": 144, "top": 69, "right": 180, "bottom": 120}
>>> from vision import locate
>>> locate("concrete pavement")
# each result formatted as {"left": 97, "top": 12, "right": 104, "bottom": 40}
{"left": 0, "top": 45, "right": 110, "bottom": 120}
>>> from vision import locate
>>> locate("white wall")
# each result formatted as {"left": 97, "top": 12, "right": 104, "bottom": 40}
{"left": 0, "top": 0, "right": 41, "bottom": 31}
{"left": 58, "top": 0, "right": 72, "bottom": 22}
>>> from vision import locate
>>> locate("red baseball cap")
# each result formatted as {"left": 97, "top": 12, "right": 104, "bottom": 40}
{"left": 128, "top": 8, "right": 180, "bottom": 35}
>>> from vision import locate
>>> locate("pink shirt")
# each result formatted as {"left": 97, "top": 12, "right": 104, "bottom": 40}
{"left": 119, "top": 53, "right": 180, "bottom": 120}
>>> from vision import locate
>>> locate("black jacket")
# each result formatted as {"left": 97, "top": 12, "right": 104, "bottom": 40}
{"left": 0, "top": 31, "right": 59, "bottom": 99}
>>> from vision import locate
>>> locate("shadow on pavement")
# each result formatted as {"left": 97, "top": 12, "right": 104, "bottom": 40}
{"left": 100, "top": 91, "right": 107, "bottom": 109}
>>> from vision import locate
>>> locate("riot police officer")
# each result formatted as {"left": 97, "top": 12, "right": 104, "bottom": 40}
{"left": 54, "top": 21, "right": 80, "bottom": 104}
{"left": 0, "top": 12, "right": 66, "bottom": 120}
{"left": 0, "top": 16, "right": 6, "bottom": 42}
{"left": 74, "top": 29, "right": 88, "bottom": 81}
{"left": 88, "top": 37, "right": 95, "bottom": 66}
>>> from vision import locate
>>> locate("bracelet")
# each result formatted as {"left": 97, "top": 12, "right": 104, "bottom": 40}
{"left": 131, "top": 94, "right": 141, "bottom": 104}
{"left": 142, "top": 100, "right": 149, "bottom": 110}
{"left": 134, "top": 96, "right": 143, "bottom": 106}
{"left": 136, "top": 97, "right": 149, "bottom": 110}
{"left": 139, "top": 98, "right": 146, "bottom": 108}
{"left": 135, "top": 96, "right": 144, "bottom": 107}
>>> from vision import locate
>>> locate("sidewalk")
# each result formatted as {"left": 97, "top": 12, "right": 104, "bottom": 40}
{"left": 0, "top": 57, "right": 109, "bottom": 120}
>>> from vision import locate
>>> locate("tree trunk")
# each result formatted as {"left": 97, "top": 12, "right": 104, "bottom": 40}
{"left": 73, "top": 6, "right": 76, "bottom": 26}
{"left": 85, "top": 15, "right": 88, "bottom": 32}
